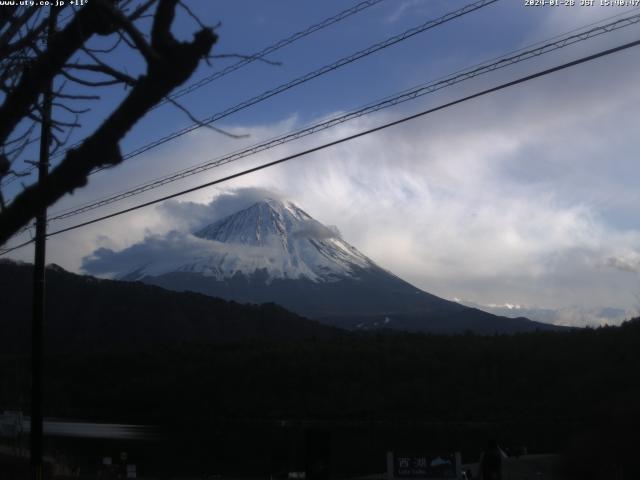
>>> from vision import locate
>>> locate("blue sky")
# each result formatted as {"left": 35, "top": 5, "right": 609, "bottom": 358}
{"left": 5, "top": 0, "right": 640, "bottom": 325}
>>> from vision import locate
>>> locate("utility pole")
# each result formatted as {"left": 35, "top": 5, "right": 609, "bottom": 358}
{"left": 31, "top": 7, "right": 55, "bottom": 480}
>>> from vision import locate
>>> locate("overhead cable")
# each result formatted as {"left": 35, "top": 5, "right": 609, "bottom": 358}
{"left": 45, "top": 11, "right": 640, "bottom": 223}
{"left": 3, "top": 36, "right": 639, "bottom": 255}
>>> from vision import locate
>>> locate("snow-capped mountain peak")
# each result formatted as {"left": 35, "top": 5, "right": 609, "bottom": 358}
{"left": 99, "top": 195, "right": 563, "bottom": 332}
{"left": 195, "top": 198, "right": 311, "bottom": 246}
{"left": 124, "top": 198, "right": 375, "bottom": 283}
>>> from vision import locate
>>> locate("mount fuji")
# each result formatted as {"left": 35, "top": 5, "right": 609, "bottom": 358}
{"left": 110, "top": 197, "right": 560, "bottom": 334}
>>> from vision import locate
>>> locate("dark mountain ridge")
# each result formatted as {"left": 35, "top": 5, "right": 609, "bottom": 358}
{"left": 0, "top": 260, "right": 340, "bottom": 354}
{"left": 143, "top": 266, "right": 562, "bottom": 334}
{"left": 109, "top": 198, "right": 564, "bottom": 334}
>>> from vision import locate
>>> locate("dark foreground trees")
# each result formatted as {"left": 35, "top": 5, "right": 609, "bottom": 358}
{"left": 0, "top": 0, "right": 217, "bottom": 245}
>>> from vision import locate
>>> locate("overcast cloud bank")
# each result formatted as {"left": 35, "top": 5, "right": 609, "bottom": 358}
{"left": 7, "top": 4, "right": 640, "bottom": 326}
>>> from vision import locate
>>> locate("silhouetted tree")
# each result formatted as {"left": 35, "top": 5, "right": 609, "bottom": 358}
{"left": 0, "top": 0, "right": 217, "bottom": 245}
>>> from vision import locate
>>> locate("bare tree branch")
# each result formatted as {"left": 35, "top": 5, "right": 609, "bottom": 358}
{"left": 60, "top": 68, "right": 131, "bottom": 87}
{"left": 128, "top": 0, "right": 159, "bottom": 22}
{"left": 64, "top": 62, "right": 137, "bottom": 86}
{"left": 165, "top": 96, "right": 248, "bottom": 139}
{"left": 55, "top": 92, "right": 101, "bottom": 101}
{"left": 52, "top": 102, "right": 91, "bottom": 115}
{"left": 0, "top": 3, "right": 119, "bottom": 146}
{"left": 0, "top": 16, "right": 48, "bottom": 58}
{"left": 0, "top": 7, "right": 39, "bottom": 54}
{"left": 96, "top": 0, "right": 160, "bottom": 63}
{"left": 83, "top": 35, "right": 123, "bottom": 54}
{"left": 0, "top": 0, "right": 217, "bottom": 245}
{"left": 178, "top": 0, "right": 207, "bottom": 30}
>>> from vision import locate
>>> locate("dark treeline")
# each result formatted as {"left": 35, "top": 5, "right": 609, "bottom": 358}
{"left": 0, "top": 260, "right": 340, "bottom": 354}
{"left": 23, "top": 321, "right": 637, "bottom": 425}
{"left": 1, "top": 320, "right": 639, "bottom": 477}
{"left": 1, "top": 261, "right": 639, "bottom": 477}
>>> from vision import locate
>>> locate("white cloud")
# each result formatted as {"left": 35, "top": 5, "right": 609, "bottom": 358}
{"left": 45, "top": 73, "right": 640, "bottom": 319}
{"left": 157, "top": 187, "right": 288, "bottom": 232}
{"left": 601, "top": 251, "right": 640, "bottom": 274}
{"left": 384, "top": 0, "right": 432, "bottom": 24}
{"left": 7, "top": 9, "right": 640, "bottom": 326}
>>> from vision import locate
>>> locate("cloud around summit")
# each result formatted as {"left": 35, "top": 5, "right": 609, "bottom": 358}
{"left": 10, "top": 3, "right": 640, "bottom": 325}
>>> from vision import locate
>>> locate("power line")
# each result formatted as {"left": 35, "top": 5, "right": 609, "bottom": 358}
{"left": 100, "top": 0, "right": 500, "bottom": 166}
{"left": 43, "top": 11, "right": 640, "bottom": 224}
{"left": 6, "top": 3, "right": 637, "bottom": 193}
{"left": 157, "top": 0, "right": 387, "bottom": 108}
{"left": 23, "top": 0, "right": 387, "bottom": 172}
{"left": 2, "top": 36, "right": 639, "bottom": 256}
{"left": 2, "top": 0, "right": 496, "bottom": 190}
{"left": 1, "top": 239, "right": 35, "bottom": 256}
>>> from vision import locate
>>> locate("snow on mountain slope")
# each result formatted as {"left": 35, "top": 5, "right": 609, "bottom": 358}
{"left": 107, "top": 196, "right": 561, "bottom": 332}
{"left": 123, "top": 198, "right": 376, "bottom": 283}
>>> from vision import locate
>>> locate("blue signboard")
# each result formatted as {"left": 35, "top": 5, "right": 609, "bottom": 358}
{"left": 387, "top": 452, "right": 460, "bottom": 480}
